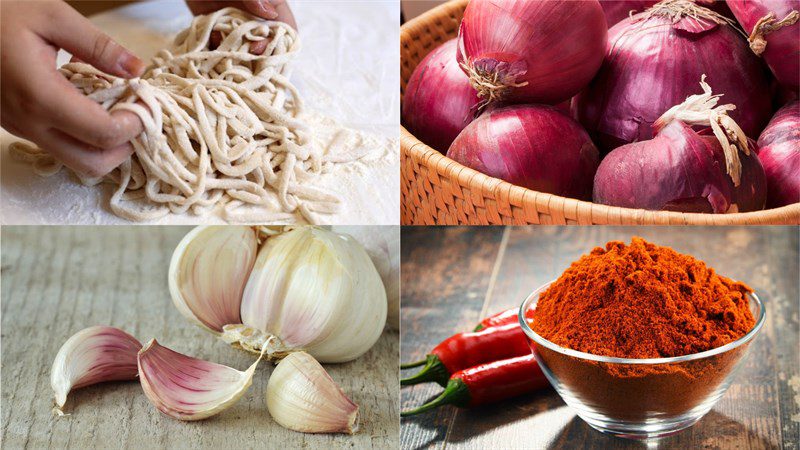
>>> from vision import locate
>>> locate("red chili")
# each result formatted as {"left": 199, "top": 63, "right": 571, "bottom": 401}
{"left": 401, "top": 354, "right": 549, "bottom": 416}
{"left": 474, "top": 307, "right": 518, "bottom": 331}
{"left": 400, "top": 322, "right": 530, "bottom": 386}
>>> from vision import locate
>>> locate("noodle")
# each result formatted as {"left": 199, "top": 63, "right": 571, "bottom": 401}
{"left": 11, "top": 7, "right": 369, "bottom": 224}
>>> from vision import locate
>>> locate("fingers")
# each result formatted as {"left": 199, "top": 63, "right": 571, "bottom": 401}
{"left": 249, "top": 39, "right": 268, "bottom": 55}
{"left": 37, "top": 128, "right": 135, "bottom": 179}
{"left": 185, "top": 0, "right": 276, "bottom": 18}
{"left": 185, "top": 1, "right": 294, "bottom": 29}
{"left": 242, "top": 0, "right": 279, "bottom": 20}
{"left": 185, "top": 1, "right": 230, "bottom": 16}
{"left": 263, "top": 0, "right": 297, "bottom": 29}
{"left": 36, "top": 70, "right": 144, "bottom": 149}
{"left": 43, "top": 2, "right": 145, "bottom": 78}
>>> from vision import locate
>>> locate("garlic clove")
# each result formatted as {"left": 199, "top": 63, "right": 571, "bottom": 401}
{"left": 266, "top": 352, "right": 359, "bottom": 434}
{"left": 239, "top": 227, "right": 387, "bottom": 363}
{"left": 137, "top": 339, "right": 261, "bottom": 421}
{"left": 51, "top": 326, "right": 142, "bottom": 411}
{"left": 169, "top": 225, "right": 257, "bottom": 333}
{"left": 331, "top": 226, "right": 400, "bottom": 330}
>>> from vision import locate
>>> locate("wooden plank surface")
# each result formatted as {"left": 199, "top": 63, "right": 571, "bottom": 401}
{"left": 0, "top": 226, "right": 399, "bottom": 450}
{"left": 400, "top": 227, "right": 504, "bottom": 449}
{"left": 400, "top": 226, "right": 799, "bottom": 449}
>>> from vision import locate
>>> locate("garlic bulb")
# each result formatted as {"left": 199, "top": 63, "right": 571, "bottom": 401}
{"left": 170, "top": 226, "right": 387, "bottom": 363}
{"left": 51, "top": 326, "right": 142, "bottom": 412}
{"left": 137, "top": 339, "right": 261, "bottom": 421}
{"left": 266, "top": 352, "right": 359, "bottom": 434}
{"left": 331, "top": 226, "right": 400, "bottom": 330}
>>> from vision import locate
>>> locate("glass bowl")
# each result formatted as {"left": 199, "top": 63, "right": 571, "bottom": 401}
{"left": 518, "top": 281, "right": 766, "bottom": 440}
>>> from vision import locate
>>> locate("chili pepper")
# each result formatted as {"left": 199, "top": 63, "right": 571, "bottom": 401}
{"left": 473, "top": 307, "right": 518, "bottom": 331}
{"left": 400, "top": 322, "right": 530, "bottom": 386}
{"left": 401, "top": 354, "right": 549, "bottom": 416}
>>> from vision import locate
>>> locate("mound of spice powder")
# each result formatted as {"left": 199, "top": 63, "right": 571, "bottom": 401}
{"left": 532, "top": 237, "right": 755, "bottom": 358}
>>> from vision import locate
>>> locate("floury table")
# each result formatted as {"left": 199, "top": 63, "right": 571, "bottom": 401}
{"left": 400, "top": 226, "right": 798, "bottom": 449}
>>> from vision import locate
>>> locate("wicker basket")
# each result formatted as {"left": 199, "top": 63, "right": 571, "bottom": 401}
{"left": 400, "top": 0, "right": 800, "bottom": 225}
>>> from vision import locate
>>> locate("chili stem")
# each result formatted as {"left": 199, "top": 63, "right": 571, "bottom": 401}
{"left": 400, "top": 354, "right": 450, "bottom": 386}
{"left": 401, "top": 379, "right": 468, "bottom": 417}
{"left": 400, "top": 360, "right": 426, "bottom": 369}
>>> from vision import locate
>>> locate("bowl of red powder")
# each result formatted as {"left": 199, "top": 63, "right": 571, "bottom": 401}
{"left": 518, "top": 238, "right": 766, "bottom": 439}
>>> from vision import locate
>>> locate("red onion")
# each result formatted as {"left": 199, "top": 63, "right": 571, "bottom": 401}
{"left": 402, "top": 39, "right": 481, "bottom": 153}
{"left": 727, "top": 0, "right": 800, "bottom": 91}
{"left": 593, "top": 78, "right": 766, "bottom": 213}
{"left": 756, "top": 100, "right": 800, "bottom": 207}
{"left": 456, "top": 0, "right": 607, "bottom": 105}
{"left": 574, "top": 0, "right": 773, "bottom": 154}
{"left": 600, "top": 0, "right": 734, "bottom": 26}
{"left": 600, "top": 1, "right": 658, "bottom": 26}
{"left": 735, "top": 140, "right": 768, "bottom": 212}
{"left": 447, "top": 105, "right": 600, "bottom": 200}
{"left": 772, "top": 78, "right": 799, "bottom": 112}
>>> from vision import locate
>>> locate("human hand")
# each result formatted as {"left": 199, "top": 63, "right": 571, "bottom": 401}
{"left": 0, "top": 0, "right": 146, "bottom": 179}
{"left": 186, "top": 0, "right": 297, "bottom": 30}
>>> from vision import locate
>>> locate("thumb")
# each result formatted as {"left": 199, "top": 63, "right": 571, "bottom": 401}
{"left": 44, "top": 2, "right": 145, "bottom": 78}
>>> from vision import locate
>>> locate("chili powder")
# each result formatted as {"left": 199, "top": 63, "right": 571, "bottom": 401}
{"left": 532, "top": 237, "right": 755, "bottom": 358}
{"left": 526, "top": 238, "right": 759, "bottom": 421}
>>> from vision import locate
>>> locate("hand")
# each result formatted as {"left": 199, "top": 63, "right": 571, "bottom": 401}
{"left": 186, "top": 1, "right": 297, "bottom": 30}
{"left": 0, "top": 0, "right": 145, "bottom": 179}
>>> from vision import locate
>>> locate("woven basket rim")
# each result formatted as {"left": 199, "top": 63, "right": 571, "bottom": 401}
{"left": 401, "top": 126, "right": 800, "bottom": 224}
{"left": 400, "top": 0, "right": 800, "bottom": 225}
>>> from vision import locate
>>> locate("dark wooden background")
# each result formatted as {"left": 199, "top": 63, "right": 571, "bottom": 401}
{"left": 400, "top": 226, "right": 799, "bottom": 450}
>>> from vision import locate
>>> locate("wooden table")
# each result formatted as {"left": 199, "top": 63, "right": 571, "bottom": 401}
{"left": 1, "top": 226, "right": 399, "bottom": 449}
{"left": 400, "top": 226, "right": 799, "bottom": 449}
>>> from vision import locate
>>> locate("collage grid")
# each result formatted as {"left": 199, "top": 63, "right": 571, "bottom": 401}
{"left": 0, "top": 1, "right": 798, "bottom": 449}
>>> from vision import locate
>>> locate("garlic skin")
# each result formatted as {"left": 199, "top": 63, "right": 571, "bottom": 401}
{"left": 239, "top": 227, "right": 387, "bottom": 363}
{"left": 137, "top": 339, "right": 261, "bottom": 421}
{"left": 266, "top": 352, "right": 359, "bottom": 434}
{"left": 51, "top": 326, "right": 142, "bottom": 411}
{"left": 170, "top": 225, "right": 387, "bottom": 364}
{"left": 331, "top": 226, "right": 400, "bottom": 330}
{"left": 169, "top": 225, "right": 257, "bottom": 332}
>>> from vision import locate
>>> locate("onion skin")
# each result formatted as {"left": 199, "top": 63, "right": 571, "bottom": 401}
{"left": 403, "top": 39, "right": 480, "bottom": 153}
{"left": 600, "top": 1, "right": 734, "bottom": 26}
{"left": 574, "top": 6, "right": 773, "bottom": 154}
{"left": 774, "top": 82, "right": 798, "bottom": 110}
{"left": 593, "top": 120, "right": 765, "bottom": 213}
{"left": 447, "top": 105, "right": 600, "bottom": 200}
{"left": 600, "top": 1, "right": 658, "bottom": 26}
{"left": 457, "top": 0, "right": 607, "bottom": 105}
{"left": 735, "top": 139, "right": 768, "bottom": 212}
{"left": 727, "top": 0, "right": 800, "bottom": 91}
{"left": 757, "top": 100, "right": 800, "bottom": 207}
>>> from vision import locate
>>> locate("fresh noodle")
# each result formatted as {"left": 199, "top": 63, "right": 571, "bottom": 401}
{"left": 11, "top": 7, "right": 374, "bottom": 224}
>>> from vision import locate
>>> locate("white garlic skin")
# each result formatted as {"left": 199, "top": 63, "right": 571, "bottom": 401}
{"left": 331, "top": 226, "right": 400, "bottom": 331}
{"left": 266, "top": 352, "right": 359, "bottom": 434}
{"left": 240, "top": 227, "right": 387, "bottom": 363}
{"left": 169, "top": 225, "right": 257, "bottom": 333}
{"left": 51, "top": 326, "right": 142, "bottom": 410}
